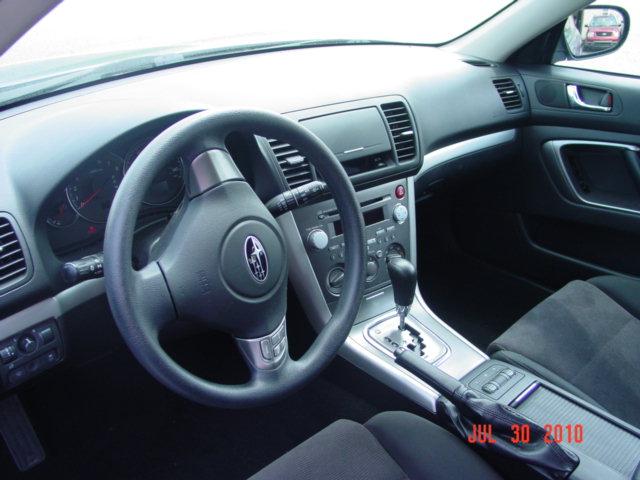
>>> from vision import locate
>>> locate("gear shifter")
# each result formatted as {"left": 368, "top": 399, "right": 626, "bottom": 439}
{"left": 386, "top": 257, "right": 417, "bottom": 331}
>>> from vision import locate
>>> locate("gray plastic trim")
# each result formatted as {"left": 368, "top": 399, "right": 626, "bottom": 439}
{"left": 417, "top": 129, "right": 517, "bottom": 180}
{"left": 0, "top": 278, "right": 104, "bottom": 339}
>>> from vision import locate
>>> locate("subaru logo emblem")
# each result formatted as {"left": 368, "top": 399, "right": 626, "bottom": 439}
{"left": 244, "top": 235, "right": 268, "bottom": 282}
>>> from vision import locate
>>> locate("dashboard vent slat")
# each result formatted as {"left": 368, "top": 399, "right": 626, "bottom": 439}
{"left": 381, "top": 101, "right": 416, "bottom": 162}
{"left": 0, "top": 217, "right": 28, "bottom": 289}
{"left": 493, "top": 78, "right": 523, "bottom": 111}
{"left": 267, "top": 139, "right": 313, "bottom": 188}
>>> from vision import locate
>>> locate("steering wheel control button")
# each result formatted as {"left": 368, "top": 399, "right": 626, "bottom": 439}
{"left": 392, "top": 204, "right": 408, "bottom": 224}
{"left": 307, "top": 228, "right": 329, "bottom": 251}
{"left": 17, "top": 335, "right": 37, "bottom": 355}
{"left": 395, "top": 184, "right": 406, "bottom": 199}
{"left": 260, "top": 339, "right": 273, "bottom": 360}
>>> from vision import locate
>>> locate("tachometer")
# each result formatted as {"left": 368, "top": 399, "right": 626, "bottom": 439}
{"left": 46, "top": 194, "right": 77, "bottom": 228}
{"left": 66, "top": 153, "right": 124, "bottom": 223}
{"left": 124, "top": 143, "right": 184, "bottom": 205}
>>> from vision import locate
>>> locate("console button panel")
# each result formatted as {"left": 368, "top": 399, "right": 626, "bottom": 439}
{"left": 0, "top": 320, "right": 63, "bottom": 390}
{"left": 467, "top": 364, "right": 525, "bottom": 400}
{"left": 293, "top": 180, "right": 411, "bottom": 304}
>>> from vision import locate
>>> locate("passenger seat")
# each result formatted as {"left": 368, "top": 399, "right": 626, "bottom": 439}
{"left": 488, "top": 275, "right": 640, "bottom": 428}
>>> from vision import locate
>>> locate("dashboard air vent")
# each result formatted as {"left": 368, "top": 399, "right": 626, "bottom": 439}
{"left": 493, "top": 78, "right": 523, "bottom": 111}
{"left": 0, "top": 216, "right": 27, "bottom": 288}
{"left": 267, "top": 139, "right": 313, "bottom": 188}
{"left": 381, "top": 102, "right": 416, "bottom": 162}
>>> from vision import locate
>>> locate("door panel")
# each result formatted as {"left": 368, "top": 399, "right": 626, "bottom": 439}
{"left": 513, "top": 65, "right": 640, "bottom": 283}
{"left": 521, "top": 65, "right": 640, "bottom": 134}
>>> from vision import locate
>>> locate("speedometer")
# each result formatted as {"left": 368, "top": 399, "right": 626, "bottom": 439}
{"left": 66, "top": 153, "right": 124, "bottom": 223}
{"left": 124, "top": 143, "right": 184, "bottom": 206}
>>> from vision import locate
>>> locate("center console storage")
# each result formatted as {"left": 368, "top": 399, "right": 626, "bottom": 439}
{"left": 460, "top": 359, "right": 640, "bottom": 480}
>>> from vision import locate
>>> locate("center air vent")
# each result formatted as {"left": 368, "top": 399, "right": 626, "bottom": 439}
{"left": 493, "top": 78, "right": 523, "bottom": 111}
{"left": 381, "top": 102, "right": 416, "bottom": 162}
{"left": 0, "top": 215, "right": 28, "bottom": 291}
{"left": 267, "top": 139, "right": 313, "bottom": 189}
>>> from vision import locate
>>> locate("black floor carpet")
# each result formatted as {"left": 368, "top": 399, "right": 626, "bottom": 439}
{"left": 0, "top": 342, "right": 421, "bottom": 480}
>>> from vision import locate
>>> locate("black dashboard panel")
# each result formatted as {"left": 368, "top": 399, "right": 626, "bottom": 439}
{"left": 0, "top": 44, "right": 528, "bottom": 315}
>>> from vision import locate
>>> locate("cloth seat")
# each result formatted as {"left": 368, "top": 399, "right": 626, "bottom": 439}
{"left": 488, "top": 275, "right": 640, "bottom": 428}
{"left": 249, "top": 411, "right": 502, "bottom": 480}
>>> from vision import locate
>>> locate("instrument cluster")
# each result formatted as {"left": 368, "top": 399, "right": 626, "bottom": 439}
{"left": 45, "top": 136, "right": 185, "bottom": 257}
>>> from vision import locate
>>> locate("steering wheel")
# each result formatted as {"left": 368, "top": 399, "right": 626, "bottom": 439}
{"left": 103, "top": 109, "right": 365, "bottom": 408}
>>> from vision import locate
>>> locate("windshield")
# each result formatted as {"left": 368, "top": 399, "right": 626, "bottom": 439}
{"left": 0, "top": 0, "right": 513, "bottom": 109}
{"left": 590, "top": 15, "right": 619, "bottom": 27}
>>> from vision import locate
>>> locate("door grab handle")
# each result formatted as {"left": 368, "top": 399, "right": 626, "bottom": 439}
{"left": 567, "top": 84, "right": 612, "bottom": 112}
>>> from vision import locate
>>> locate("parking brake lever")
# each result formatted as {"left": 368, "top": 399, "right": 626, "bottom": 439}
{"left": 395, "top": 346, "right": 465, "bottom": 400}
{"left": 394, "top": 347, "right": 579, "bottom": 479}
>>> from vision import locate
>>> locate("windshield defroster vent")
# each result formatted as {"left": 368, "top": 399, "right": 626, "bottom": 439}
{"left": 267, "top": 139, "right": 313, "bottom": 189}
{"left": 0, "top": 215, "right": 28, "bottom": 291}
{"left": 381, "top": 102, "right": 416, "bottom": 162}
{"left": 493, "top": 78, "right": 523, "bottom": 111}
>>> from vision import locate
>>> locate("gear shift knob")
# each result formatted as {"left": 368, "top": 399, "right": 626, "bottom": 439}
{"left": 387, "top": 257, "right": 417, "bottom": 330}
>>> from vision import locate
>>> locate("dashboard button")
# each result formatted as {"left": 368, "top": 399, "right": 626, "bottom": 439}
{"left": 395, "top": 185, "right": 406, "bottom": 199}
{"left": 17, "top": 335, "right": 37, "bottom": 354}
{"left": 0, "top": 345, "right": 17, "bottom": 364}
{"left": 38, "top": 327, "right": 55, "bottom": 344}
{"left": 8, "top": 367, "right": 27, "bottom": 385}
{"left": 365, "top": 258, "right": 379, "bottom": 282}
{"left": 392, "top": 204, "right": 408, "bottom": 224}
{"left": 307, "top": 229, "right": 329, "bottom": 251}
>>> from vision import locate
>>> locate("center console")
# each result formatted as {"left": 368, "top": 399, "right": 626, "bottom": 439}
{"left": 273, "top": 96, "right": 488, "bottom": 413}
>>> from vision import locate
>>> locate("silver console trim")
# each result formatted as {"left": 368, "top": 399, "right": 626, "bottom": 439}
{"left": 414, "top": 287, "right": 488, "bottom": 360}
{"left": 363, "top": 312, "right": 450, "bottom": 365}
{"left": 549, "top": 139, "right": 640, "bottom": 216}
{"left": 235, "top": 316, "right": 288, "bottom": 371}
{"left": 417, "top": 129, "right": 517, "bottom": 180}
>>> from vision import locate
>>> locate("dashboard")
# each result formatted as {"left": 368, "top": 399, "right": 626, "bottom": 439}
{"left": 0, "top": 43, "right": 528, "bottom": 319}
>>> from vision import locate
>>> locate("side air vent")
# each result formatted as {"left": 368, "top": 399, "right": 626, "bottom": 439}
{"left": 0, "top": 216, "right": 28, "bottom": 290}
{"left": 381, "top": 102, "right": 416, "bottom": 162}
{"left": 493, "top": 78, "right": 523, "bottom": 111}
{"left": 267, "top": 139, "right": 313, "bottom": 188}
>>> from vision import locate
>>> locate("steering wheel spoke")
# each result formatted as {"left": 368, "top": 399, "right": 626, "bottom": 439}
{"left": 131, "top": 262, "right": 177, "bottom": 334}
{"left": 235, "top": 317, "right": 289, "bottom": 373}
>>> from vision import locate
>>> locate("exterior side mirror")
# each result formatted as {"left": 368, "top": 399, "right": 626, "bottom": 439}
{"left": 562, "top": 5, "right": 629, "bottom": 60}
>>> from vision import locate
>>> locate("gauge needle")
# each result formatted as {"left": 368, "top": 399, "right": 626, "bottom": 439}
{"left": 80, "top": 188, "right": 101, "bottom": 209}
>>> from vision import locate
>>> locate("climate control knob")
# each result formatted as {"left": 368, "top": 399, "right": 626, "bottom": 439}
{"left": 393, "top": 204, "right": 408, "bottom": 224}
{"left": 327, "top": 267, "right": 345, "bottom": 293}
{"left": 307, "top": 228, "right": 329, "bottom": 251}
{"left": 366, "top": 257, "right": 379, "bottom": 282}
